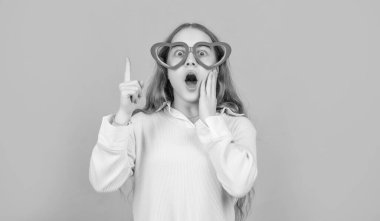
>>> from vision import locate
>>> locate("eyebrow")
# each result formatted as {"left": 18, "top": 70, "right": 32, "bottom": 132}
{"left": 169, "top": 44, "right": 212, "bottom": 51}
{"left": 171, "top": 45, "right": 185, "bottom": 50}
{"left": 198, "top": 45, "right": 211, "bottom": 49}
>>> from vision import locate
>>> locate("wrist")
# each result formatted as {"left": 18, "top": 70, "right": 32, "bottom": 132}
{"left": 113, "top": 111, "right": 131, "bottom": 126}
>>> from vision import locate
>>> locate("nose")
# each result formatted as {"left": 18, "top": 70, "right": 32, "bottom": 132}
{"left": 185, "top": 52, "right": 197, "bottom": 67}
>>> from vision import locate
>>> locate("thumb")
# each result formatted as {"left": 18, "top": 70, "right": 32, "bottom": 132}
{"left": 138, "top": 80, "right": 144, "bottom": 88}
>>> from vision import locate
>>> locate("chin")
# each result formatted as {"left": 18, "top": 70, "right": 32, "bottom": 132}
{"left": 182, "top": 91, "right": 199, "bottom": 103}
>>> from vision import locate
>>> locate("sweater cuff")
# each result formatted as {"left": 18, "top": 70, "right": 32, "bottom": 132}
{"left": 98, "top": 114, "right": 133, "bottom": 151}
{"left": 195, "top": 115, "right": 233, "bottom": 151}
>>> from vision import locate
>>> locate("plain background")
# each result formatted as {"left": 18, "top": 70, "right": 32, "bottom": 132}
{"left": 1, "top": 0, "right": 379, "bottom": 220}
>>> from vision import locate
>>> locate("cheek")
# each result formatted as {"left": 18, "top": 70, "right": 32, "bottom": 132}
{"left": 167, "top": 71, "right": 182, "bottom": 87}
{"left": 167, "top": 56, "right": 174, "bottom": 66}
{"left": 167, "top": 70, "right": 175, "bottom": 80}
{"left": 210, "top": 51, "right": 217, "bottom": 62}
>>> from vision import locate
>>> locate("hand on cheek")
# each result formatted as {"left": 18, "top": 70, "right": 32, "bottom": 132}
{"left": 199, "top": 68, "right": 218, "bottom": 125}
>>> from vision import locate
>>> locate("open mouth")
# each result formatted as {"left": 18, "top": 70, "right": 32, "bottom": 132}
{"left": 184, "top": 71, "right": 198, "bottom": 87}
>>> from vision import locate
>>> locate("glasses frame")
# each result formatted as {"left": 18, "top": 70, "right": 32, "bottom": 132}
{"left": 150, "top": 41, "right": 231, "bottom": 70}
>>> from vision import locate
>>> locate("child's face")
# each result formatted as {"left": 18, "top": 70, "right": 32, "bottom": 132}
{"left": 167, "top": 28, "right": 218, "bottom": 104}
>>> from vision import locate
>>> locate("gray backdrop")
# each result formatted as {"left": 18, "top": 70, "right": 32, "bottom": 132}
{"left": 1, "top": 0, "right": 379, "bottom": 220}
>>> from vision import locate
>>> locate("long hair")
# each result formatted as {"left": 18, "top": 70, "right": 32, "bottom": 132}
{"left": 119, "top": 22, "right": 256, "bottom": 221}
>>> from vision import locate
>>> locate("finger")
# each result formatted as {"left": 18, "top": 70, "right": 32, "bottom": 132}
{"left": 121, "top": 90, "right": 135, "bottom": 103}
{"left": 206, "top": 71, "right": 212, "bottom": 96}
{"left": 121, "top": 86, "right": 141, "bottom": 100}
{"left": 119, "top": 84, "right": 139, "bottom": 93}
{"left": 137, "top": 86, "right": 142, "bottom": 98}
{"left": 200, "top": 77, "right": 205, "bottom": 98}
{"left": 121, "top": 90, "right": 138, "bottom": 103}
{"left": 211, "top": 71, "right": 217, "bottom": 98}
{"left": 129, "top": 83, "right": 142, "bottom": 98}
{"left": 138, "top": 80, "right": 144, "bottom": 88}
{"left": 120, "top": 82, "right": 141, "bottom": 95}
{"left": 137, "top": 80, "right": 143, "bottom": 97}
{"left": 120, "top": 80, "right": 142, "bottom": 88}
{"left": 131, "top": 92, "right": 139, "bottom": 103}
{"left": 124, "top": 57, "right": 131, "bottom": 82}
{"left": 129, "top": 83, "right": 142, "bottom": 102}
{"left": 129, "top": 81, "right": 143, "bottom": 95}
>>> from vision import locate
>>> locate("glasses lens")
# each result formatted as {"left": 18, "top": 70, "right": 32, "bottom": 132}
{"left": 195, "top": 43, "right": 227, "bottom": 68}
{"left": 167, "top": 45, "right": 186, "bottom": 67}
{"left": 154, "top": 44, "right": 187, "bottom": 69}
{"left": 152, "top": 42, "right": 230, "bottom": 69}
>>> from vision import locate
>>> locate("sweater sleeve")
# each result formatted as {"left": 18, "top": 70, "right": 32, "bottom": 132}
{"left": 195, "top": 115, "right": 258, "bottom": 198}
{"left": 89, "top": 114, "right": 136, "bottom": 193}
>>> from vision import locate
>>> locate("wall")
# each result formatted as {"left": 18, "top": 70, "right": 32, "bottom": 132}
{"left": 1, "top": 0, "right": 379, "bottom": 220}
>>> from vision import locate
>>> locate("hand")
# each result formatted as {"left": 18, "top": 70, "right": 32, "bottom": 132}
{"left": 116, "top": 57, "right": 144, "bottom": 122}
{"left": 199, "top": 68, "right": 218, "bottom": 125}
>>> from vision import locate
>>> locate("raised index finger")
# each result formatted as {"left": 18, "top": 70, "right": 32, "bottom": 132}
{"left": 124, "top": 57, "right": 131, "bottom": 82}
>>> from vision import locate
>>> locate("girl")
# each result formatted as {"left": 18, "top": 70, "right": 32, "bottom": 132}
{"left": 89, "top": 23, "right": 258, "bottom": 221}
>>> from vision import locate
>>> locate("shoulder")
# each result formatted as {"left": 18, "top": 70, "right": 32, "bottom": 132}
{"left": 130, "top": 110, "right": 164, "bottom": 127}
{"left": 130, "top": 111, "right": 147, "bottom": 122}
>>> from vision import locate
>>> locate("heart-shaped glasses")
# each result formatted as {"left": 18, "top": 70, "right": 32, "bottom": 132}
{"left": 150, "top": 41, "right": 231, "bottom": 70}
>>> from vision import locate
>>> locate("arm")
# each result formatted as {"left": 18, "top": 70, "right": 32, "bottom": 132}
{"left": 89, "top": 114, "right": 136, "bottom": 192}
{"left": 195, "top": 115, "right": 258, "bottom": 198}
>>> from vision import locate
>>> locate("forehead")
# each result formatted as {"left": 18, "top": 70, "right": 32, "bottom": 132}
{"left": 171, "top": 28, "right": 212, "bottom": 47}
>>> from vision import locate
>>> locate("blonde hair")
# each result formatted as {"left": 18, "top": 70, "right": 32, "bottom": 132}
{"left": 120, "top": 22, "right": 256, "bottom": 221}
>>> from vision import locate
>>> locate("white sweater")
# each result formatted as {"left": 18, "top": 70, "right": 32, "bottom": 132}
{"left": 89, "top": 101, "right": 258, "bottom": 221}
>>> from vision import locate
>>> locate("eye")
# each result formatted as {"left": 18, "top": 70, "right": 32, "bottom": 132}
{"left": 174, "top": 50, "right": 185, "bottom": 56}
{"left": 197, "top": 50, "right": 208, "bottom": 56}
